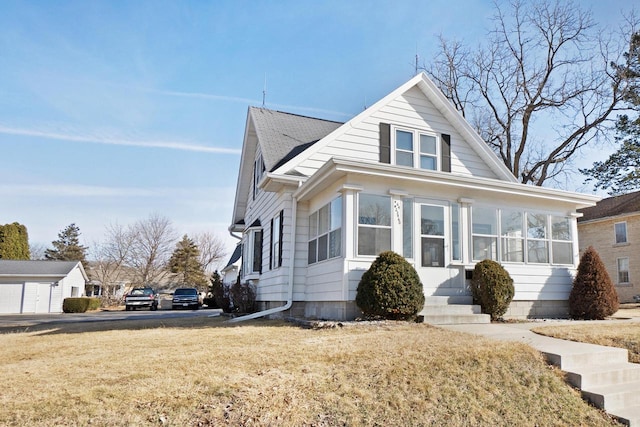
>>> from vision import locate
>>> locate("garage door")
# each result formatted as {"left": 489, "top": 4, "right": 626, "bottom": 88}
{"left": 22, "top": 282, "right": 52, "bottom": 313}
{"left": 0, "top": 283, "right": 24, "bottom": 314}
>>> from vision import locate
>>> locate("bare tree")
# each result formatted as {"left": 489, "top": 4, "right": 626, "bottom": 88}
{"left": 128, "top": 213, "right": 178, "bottom": 286}
{"left": 425, "top": 0, "right": 638, "bottom": 186}
{"left": 29, "top": 243, "right": 46, "bottom": 260}
{"left": 193, "top": 231, "right": 227, "bottom": 274}
{"left": 89, "top": 222, "right": 136, "bottom": 301}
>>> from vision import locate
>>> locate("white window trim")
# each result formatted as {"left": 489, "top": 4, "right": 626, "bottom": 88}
{"left": 357, "top": 193, "right": 392, "bottom": 257}
{"left": 391, "top": 126, "right": 439, "bottom": 171}
{"left": 614, "top": 221, "right": 628, "bottom": 245}
{"left": 617, "top": 257, "right": 630, "bottom": 285}
{"left": 244, "top": 227, "right": 262, "bottom": 278}
{"left": 308, "top": 197, "right": 343, "bottom": 265}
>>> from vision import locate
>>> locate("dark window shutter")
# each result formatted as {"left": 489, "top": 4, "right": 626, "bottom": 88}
{"left": 441, "top": 134, "right": 451, "bottom": 172}
{"left": 269, "top": 218, "right": 274, "bottom": 270}
{"left": 278, "top": 210, "right": 284, "bottom": 267}
{"left": 379, "top": 123, "right": 391, "bottom": 164}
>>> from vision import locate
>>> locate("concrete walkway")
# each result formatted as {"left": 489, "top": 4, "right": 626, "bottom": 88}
{"left": 440, "top": 320, "right": 640, "bottom": 426}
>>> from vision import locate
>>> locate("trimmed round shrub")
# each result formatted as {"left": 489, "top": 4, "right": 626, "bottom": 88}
{"left": 569, "top": 246, "right": 619, "bottom": 320}
{"left": 471, "top": 260, "right": 514, "bottom": 321}
{"left": 356, "top": 251, "right": 425, "bottom": 320}
{"left": 62, "top": 297, "right": 100, "bottom": 313}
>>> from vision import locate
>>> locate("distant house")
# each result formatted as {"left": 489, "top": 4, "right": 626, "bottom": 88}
{"left": 221, "top": 244, "right": 242, "bottom": 288}
{"left": 578, "top": 191, "right": 640, "bottom": 302}
{"left": 228, "top": 73, "right": 600, "bottom": 321}
{"left": 0, "top": 260, "right": 88, "bottom": 314}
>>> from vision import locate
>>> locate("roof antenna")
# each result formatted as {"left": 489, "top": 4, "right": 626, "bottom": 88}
{"left": 363, "top": 96, "right": 367, "bottom": 111}
{"left": 414, "top": 43, "right": 419, "bottom": 75}
{"left": 262, "top": 74, "right": 267, "bottom": 107}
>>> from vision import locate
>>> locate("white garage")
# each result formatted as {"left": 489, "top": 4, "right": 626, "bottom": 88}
{"left": 0, "top": 261, "right": 88, "bottom": 314}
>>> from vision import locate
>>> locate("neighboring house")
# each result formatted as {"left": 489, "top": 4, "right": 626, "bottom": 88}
{"left": 0, "top": 260, "right": 88, "bottom": 314}
{"left": 221, "top": 244, "right": 242, "bottom": 288}
{"left": 228, "top": 73, "right": 600, "bottom": 321}
{"left": 577, "top": 191, "right": 640, "bottom": 302}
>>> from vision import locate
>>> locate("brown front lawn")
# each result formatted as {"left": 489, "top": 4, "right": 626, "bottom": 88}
{"left": 0, "top": 317, "right": 619, "bottom": 426}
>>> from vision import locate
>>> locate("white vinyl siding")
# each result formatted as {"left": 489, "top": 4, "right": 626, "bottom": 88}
{"left": 293, "top": 86, "right": 499, "bottom": 179}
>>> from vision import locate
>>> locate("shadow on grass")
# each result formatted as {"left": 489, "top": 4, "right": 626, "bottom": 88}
{"left": 0, "top": 316, "right": 295, "bottom": 336}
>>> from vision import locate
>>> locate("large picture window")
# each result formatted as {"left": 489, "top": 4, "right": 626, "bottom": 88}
{"left": 358, "top": 194, "right": 391, "bottom": 256}
{"left": 394, "top": 128, "right": 438, "bottom": 171}
{"left": 308, "top": 197, "right": 342, "bottom": 264}
{"left": 472, "top": 206, "right": 498, "bottom": 261}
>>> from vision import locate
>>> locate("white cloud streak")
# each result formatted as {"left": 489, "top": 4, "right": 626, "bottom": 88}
{"left": 0, "top": 125, "right": 241, "bottom": 154}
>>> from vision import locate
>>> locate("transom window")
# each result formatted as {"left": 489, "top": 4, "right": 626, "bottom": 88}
{"left": 394, "top": 128, "right": 438, "bottom": 171}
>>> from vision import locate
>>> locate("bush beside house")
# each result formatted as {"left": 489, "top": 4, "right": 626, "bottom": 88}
{"left": 471, "top": 260, "right": 514, "bottom": 321}
{"left": 569, "top": 246, "right": 619, "bottom": 320}
{"left": 62, "top": 297, "right": 101, "bottom": 313}
{"left": 356, "top": 251, "right": 425, "bottom": 320}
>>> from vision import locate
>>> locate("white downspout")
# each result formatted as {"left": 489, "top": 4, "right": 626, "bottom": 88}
{"left": 228, "top": 192, "right": 298, "bottom": 323}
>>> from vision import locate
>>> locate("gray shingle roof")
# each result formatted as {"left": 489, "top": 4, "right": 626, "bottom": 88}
{"left": 578, "top": 191, "right": 640, "bottom": 222}
{"left": 0, "top": 260, "right": 81, "bottom": 276}
{"left": 250, "top": 107, "right": 343, "bottom": 171}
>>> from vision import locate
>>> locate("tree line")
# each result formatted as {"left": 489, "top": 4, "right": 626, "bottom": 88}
{"left": 0, "top": 214, "right": 227, "bottom": 298}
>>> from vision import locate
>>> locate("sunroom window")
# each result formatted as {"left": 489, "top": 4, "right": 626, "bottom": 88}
{"left": 358, "top": 194, "right": 391, "bottom": 256}
{"left": 308, "top": 197, "right": 342, "bottom": 264}
{"left": 501, "top": 209, "right": 524, "bottom": 262}
{"left": 527, "top": 213, "right": 548, "bottom": 263}
{"left": 472, "top": 206, "right": 498, "bottom": 261}
{"left": 551, "top": 216, "right": 572, "bottom": 265}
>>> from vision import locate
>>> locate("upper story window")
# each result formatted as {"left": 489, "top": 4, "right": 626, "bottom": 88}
{"left": 358, "top": 194, "right": 391, "bottom": 256}
{"left": 394, "top": 127, "right": 438, "bottom": 171}
{"left": 308, "top": 197, "right": 342, "bottom": 264}
{"left": 615, "top": 222, "right": 628, "bottom": 244}
{"left": 253, "top": 154, "right": 265, "bottom": 199}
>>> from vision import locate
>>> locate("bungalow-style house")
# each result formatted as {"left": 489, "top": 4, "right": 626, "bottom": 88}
{"left": 228, "top": 73, "right": 600, "bottom": 321}
{"left": 577, "top": 191, "right": 640, "bottom": 302}
{"left": 0, "top": 260, "right": 88, "bottom": 314}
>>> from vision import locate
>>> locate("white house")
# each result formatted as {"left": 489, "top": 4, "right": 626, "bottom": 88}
{"left": 221, "top": 244, "right": 242, "bottom": 288}
{"left": 0, "top": 260, "right": 88, "bottom": 314}
{"left": 228, "top": 73, "right": 600, "bottom": 321}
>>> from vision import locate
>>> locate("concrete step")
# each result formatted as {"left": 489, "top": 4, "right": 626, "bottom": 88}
{"left": 424, "top": 295, "right": 472, "bottom": 305}
{"left": 421, "top": 304, "right": 482, "bottom": 315}
{"left": 421, "top": 313, "right": 490, "bottom": 325}
{"left": 565, "top": 363, "right": 640, "bottom": 389}
{"left": 541, "top": 345, "right": 629, "bottom": 371}
{"left": 582, "top": 381, "right": 640, "bottom": 411}
{"left": 610, "top": 405, "right": 640, "bottom": 426}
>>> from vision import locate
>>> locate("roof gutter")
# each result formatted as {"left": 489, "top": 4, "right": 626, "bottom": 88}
{"left": 228, "top": 188, "right": 299, "bottom": 323}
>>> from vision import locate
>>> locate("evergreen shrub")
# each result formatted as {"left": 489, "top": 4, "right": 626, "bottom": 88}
{"left": 470, "top": 260, "right": 514, "bottom": 321}
{"left": 569, "top": 246, "right": 619, "bottom": 320}
{"left": 63, "top": 297, "right": 100, "bottom": 313}
{"left": 356, "top": 251, "right": 425, "bottom": 320}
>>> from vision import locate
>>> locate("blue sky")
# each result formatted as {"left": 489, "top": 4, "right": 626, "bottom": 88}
{"left": 0, "top": 0, "right": 632, "bottom": 265}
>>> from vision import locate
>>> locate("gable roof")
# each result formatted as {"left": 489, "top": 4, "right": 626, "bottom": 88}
{"left": 271, "top": 73, "right": 518, "bottom": 183}
{"left": 223, "top": 244, "right": 242, "bottom": 269}
{"left": 0, "top": 260, "right": 88, "bottom": 280}
{"left": 578, "top": 191, "right": 640, "bottom": 222}
{"left": 249, "top": 107, "right": 342, "bottom": 172}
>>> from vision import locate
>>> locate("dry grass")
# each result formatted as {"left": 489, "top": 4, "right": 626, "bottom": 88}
{"left": 0, "top": 317, "right": 619, "bottom": 426}
{"left": 532, "top": 322, "right": 640, "bottom": 363}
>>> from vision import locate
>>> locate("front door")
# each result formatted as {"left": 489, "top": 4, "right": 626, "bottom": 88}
{"left": 414, "top": 200, "right": 464, "bottom": 296}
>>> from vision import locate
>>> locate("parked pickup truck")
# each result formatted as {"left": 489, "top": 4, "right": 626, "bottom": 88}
{"left": 125, "top": 287, "right": 159, "bottom": 311}
{"left": 172, "top": 287, "right": 200, "bottom": 310}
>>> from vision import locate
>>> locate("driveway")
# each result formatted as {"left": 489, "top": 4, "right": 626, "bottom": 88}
{"left": 0, "top": 307, "right": 222, "bottom": 331}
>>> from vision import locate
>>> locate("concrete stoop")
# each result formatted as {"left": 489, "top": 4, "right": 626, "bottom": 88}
{"left": 419, "top": 296, "right": 490, "bottom": 325}
{"left": 533, "top": 339, "right": 640, "bottom": 425}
